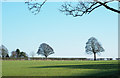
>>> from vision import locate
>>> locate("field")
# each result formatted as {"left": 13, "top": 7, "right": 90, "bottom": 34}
{"left": 2, "top": 60, "right": 119, "bottom": 76}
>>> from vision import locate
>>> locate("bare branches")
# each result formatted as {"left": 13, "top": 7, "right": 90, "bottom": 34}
{"left": 97, "top": 1, "right": 120, "bottom": 13}
{"left": 60, "top": 2, "right": 100, "bottom": 17}
{"left": 37, "top": 43, "right": 54, "bottom": 58}
{"left": 85, "top": 37, "right": 105, "bottom": 60}
{"left": 25, "top": 0, "right": 120, "bottom": 16}
{"left": 25, "top": 0, "right": 47, "bottom": 15}
{"left": 60, "top": 0, "right": 120, "bottom": 17}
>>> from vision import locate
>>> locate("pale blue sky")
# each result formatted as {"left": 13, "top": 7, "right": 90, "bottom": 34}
{"left": 2, "top": 2, "right": 118, "bottom": 58}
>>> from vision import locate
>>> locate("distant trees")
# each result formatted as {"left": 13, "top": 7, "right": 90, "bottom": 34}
{"left": 30, "top": 51, "right": 36, "bottom": 58}
{"left": 37, "top": 43, "right": 54, "bottom": 59}
{"left": 11, "top": 51, "right": 17, "bottom": 58}
{"left": 11, "top": 49, "right": 28, "bottom": 58}
{"left": 20, "top": 52, "right": 28, "bottom": 58}
{"left": 0, "top": 45, "right": 28, "bottom": 59}
{"left": 0, "top": 45, "right": 9, "bottom": 58}
{"left": 85, "top": 37, "right": 104, "bottom": 60}
{"left": 0, "top": 38, "right": 106, "bottom": 60}
{"left": 16, "top": 49, "right": 21, "bottom": 58}
{"left": 6, "top": 54, "right": 9, "bottom": 58}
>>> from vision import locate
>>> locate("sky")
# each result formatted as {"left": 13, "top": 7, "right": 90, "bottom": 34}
{"left": 2, "top": 2, "right": 118, "bottom": 58}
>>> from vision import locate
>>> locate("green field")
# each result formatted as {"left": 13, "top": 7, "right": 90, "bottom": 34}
{"left": 2, "top": 60, "right": 119, "bottom": 76}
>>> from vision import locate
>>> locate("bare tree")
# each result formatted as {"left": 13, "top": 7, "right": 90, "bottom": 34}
{"left": 30, "top": 51, "right": 36, "bottom": 58}
{"left": 37, "top": 43, "right": 54, "bottom": 59}
{"left": 0, "top": 45, "right": 9, "bottom": 58}
{"left": 85, "top": 37, "right": 104, "bottom": 60}
{"left": 25, "top": 0, "right": 120, "bottom": 16}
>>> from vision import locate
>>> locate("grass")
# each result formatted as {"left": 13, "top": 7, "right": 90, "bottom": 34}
{"left": 2, "top": 60, "right": 119, "bottom": 76}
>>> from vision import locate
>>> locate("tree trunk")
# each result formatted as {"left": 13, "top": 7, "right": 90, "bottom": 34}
{"left": 94, "top": 52, "right": 96, "bottom": 61}
{"left": 45, "top": 55, "right": 47, "bottom": 60}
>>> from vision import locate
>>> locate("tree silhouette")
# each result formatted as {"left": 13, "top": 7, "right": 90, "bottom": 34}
{"left": 6, "top": 54, "right": 9, "bottom": 58}
{"left": 85, "top": 37, "right": 104, "bottom": 60}
{"left": 25, "top": 0, "right": 47, "bottom": 15}
{"left": 25, "top": 0, "right": 120, "bottom": 16}
{"left": 37, "top": 43, "right": 54, "bottom": 59}
{"left": 60, "top": 0, "right": 120, "bottom": 17}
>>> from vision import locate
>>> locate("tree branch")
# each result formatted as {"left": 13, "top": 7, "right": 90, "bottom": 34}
{"left": 25, "top": 0, "right": 47, "bottom": 15}
{"left": 87, "top": 2, "right": 108, "bottom": 14}
{"left": 60, "top": 1, "right": 120, "bottom": 17}
{"left": 97, "top": 1, "right": 120, "bottom": 13}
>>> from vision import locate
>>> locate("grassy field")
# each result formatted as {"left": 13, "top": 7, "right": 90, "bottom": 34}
{"left": 2, "top": 60, "right": 119, "bottom": 76}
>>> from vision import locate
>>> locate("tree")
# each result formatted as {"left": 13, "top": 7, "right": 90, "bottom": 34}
{"left": 11, "top": 51, "right": 17, "bottom": 58}
{"left": 30, "top": 51, "right": 36, "bottom": 58}
{"left": 0, "top": 45, "right": 9, "bottom": 58}
{"left": 37, "top": 43, "right": 54, "bottom": 59}
{"left": 25, "top": 0, "right": 120, "bottom": 16}
{"left": 16, "top": 49, "right": 21, "bottom": 58}
{"left": 11, "top": 49, "right": 28, "bottom": 58}
{"left": 6, "top": 54, "right": 9, "bottom": 58}
{"left": 85, "top": 37, "right": 104, "bottom": 60}
{"left": 20, "top": 52, "right": 28, "bottom": 58}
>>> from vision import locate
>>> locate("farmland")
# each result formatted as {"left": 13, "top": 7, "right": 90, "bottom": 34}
{"left": 2, "top": 60, "right": 119, "bottom": 76}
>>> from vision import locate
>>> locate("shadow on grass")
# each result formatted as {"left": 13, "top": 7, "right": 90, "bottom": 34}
{"left": 72, "top": 69, "right": 119, "bottom": 77}
{"left": 29, "top": 64, "right": 119, "bottom": 76}
{"left": 29, "top": 64, "right": 118, "bottom": 69}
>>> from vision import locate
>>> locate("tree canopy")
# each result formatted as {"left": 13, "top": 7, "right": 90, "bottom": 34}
{"left": 37, "top": 43, "right": 54, "bottom": 59}
{"left": 0, "top": 45, "right": 9, "bottom": 58}
{"left": 85, "top": 37, "right": 104, "bottom": 60}
{"left": 11, "top": 49, "right": 28, "bottom": 58}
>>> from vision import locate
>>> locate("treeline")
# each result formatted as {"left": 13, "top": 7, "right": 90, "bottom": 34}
{"left": 2, "top": 57, "right": 120, "bottom": 60}
{"left": 0, "top": 45, "right": 28, "bottom": 59}
{"left": 0, "top": 37, "right": 118, "bottom": 61}
{"left": 28, "top": 57, "right": 119, "bottom": 60}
